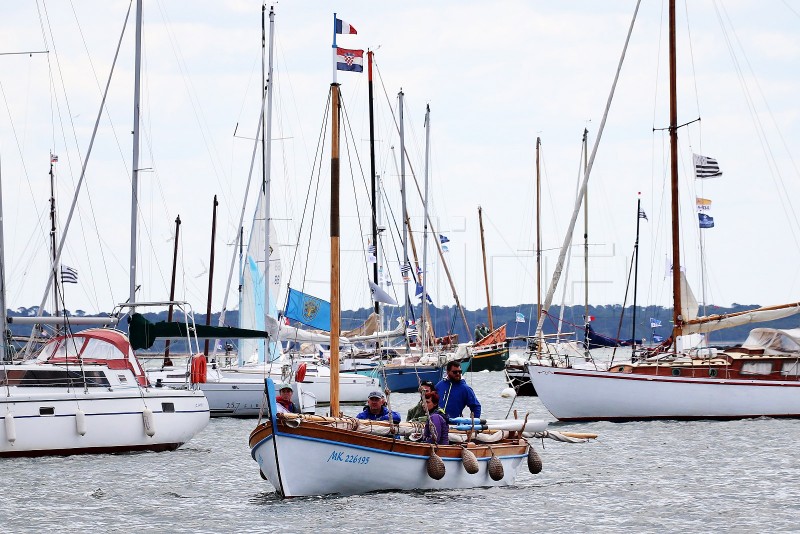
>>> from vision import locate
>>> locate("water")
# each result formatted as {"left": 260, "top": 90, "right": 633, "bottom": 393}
{"left": 2, "top": 370, "right": 799, "bottom": 533}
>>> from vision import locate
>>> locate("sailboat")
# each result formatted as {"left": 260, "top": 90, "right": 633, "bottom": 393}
{"left": 528, "top": 0, "right": 800, "bottom": 422}
{"left": 250, "top": 27, "right": 547, "bottom": 495}
{"left": 0, "top": 0, "right": 209, "bottom": 456}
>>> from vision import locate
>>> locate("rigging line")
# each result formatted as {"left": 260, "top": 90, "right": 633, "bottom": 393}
{"left": 713, "top": 2, "right": 800, "bottom": 252}
{"left": 289, "top": 89, "right": 331, "bottom": 299}
{"left": 682, "top": 0, "right": 702, "bottom": 123}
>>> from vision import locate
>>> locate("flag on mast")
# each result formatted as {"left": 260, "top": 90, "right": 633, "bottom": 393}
{"left": 693, "top": 153, "right": 723, "bottom": 179}
{"left": 336, "top": 47, "right": 364, "bottom": 72}
{"left": 335, "top": 18, "right": 357, "bottom": 34}
{"left": 696, "top": 197, "right": 714, "bottom": 229}
{"left": 60, "top": 265, "right": 78, "bottom": 284}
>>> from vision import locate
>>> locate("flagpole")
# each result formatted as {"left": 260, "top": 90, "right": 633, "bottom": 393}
{"left": 332, "top": 13, "right": 337, "bottom": 85}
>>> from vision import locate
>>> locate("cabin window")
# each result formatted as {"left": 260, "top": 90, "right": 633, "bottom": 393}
{"left": 671, "top": 368, "right": 681, "bottom": 376}
{"left": 117, "top": 375, "right": 128, "bottom": 383}
{"left": 10, "top": 369, "right": 111, "bottom": 388}
{"left": 780, "top": 361, "right": 800, "bottom": 376}
{"left": 161, "top": 402, "right": 175, "bottom": 413}
{"left": 740, "top": 362, "right": 773, "bottom": 376}
{"left": 39, "top": 406, "right": 55, "bottom": 416}
{"left": 83, "top": 338, "right": 123, "bottom": 360}
{"left": 709, "top": 368, "right": 718, "bottom": 377}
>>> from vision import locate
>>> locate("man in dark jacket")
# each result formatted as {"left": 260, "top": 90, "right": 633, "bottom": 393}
{"left": 356, "top": 390, "right": 401, "bottom": 423}
{"left": 435, "top": 361, "right": 481, "bottom": 419}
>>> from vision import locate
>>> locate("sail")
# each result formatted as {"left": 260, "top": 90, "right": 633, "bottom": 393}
{"left": 679, "top": 272, "right": 699, "bottom": 322}
{"left": 239, "top": 190, "right": 283, "bottom": 364}
{"left": 682, "top": 304, "right": 800, "bottom": 335}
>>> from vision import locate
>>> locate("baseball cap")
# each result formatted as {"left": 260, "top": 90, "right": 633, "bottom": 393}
{"left": 368, "top": 390, "right": 385, "bottom": 400}
{"left": 278, "top": 383, "right": 294, "bottom": 392}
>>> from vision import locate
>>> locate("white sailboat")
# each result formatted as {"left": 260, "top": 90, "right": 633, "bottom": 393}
{"left": 0, "top": 0, "right": 208, "bottom": 456}
{"left": 528, "top": 0, "right": 800, "bottom": 422}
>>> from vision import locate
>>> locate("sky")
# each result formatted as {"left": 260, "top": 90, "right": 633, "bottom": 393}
{"left": 1, "top": 1, "right": 800, "bottom": 317}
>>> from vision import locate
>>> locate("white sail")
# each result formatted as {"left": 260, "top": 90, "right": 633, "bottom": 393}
{"left": 682, "top": 304, "right": 800, "bottom": 335}
{"left": 679, "top": 271, "right": 699, "bottom": 322}
{"left": 240, "top": 190, "right": 283, "bottom": 364}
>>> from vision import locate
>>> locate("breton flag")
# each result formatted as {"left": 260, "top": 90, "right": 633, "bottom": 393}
{"left": 335, "top": 17, "right": 357, "bottom": 35}
{"left": 638, "top": 207, "right": 648, "bottom": 221}
{"left": 515, "top": 312, "right": 525, "bottom": 323}
{"left": 693, "top": 153, "right": 723, "bottom": 179}
{"left": 400, "top": 263, "right": 411, "bottom": 281}
{"left": 336, "top": 47, "right": 364, "bottom": 73}
{"left": 650, "top": 317, "right": 662, "bottom": 328}
{"left": 61, "top": 265, "right": 78, "bottom": 284}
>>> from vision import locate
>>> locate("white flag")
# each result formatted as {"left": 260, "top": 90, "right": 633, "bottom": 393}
{"left": 368, "top": 281, "right": 398, "bottom": 306}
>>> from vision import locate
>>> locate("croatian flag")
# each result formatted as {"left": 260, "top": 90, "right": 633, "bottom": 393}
{"left": 335, "top": 18, "right": 357, "bottom": 35}
{"left": 336, "top": 47, "right": 363, "bottom": 72}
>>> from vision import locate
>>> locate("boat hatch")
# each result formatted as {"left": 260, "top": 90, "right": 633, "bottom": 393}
{"left": 161, "top": 402, "right": 175, "bottom": 413}
{"left": 39, "top": 407, "right": 55, "bottom": 416}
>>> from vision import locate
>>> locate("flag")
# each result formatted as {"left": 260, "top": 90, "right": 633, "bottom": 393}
{"left": 665, "top": 257, "right": 686, "bottom": 277}
{"left": 652, "top": 334, "right": 664, "bottom": 343}
{"left": 336, "top": 47, "right": 364, "bottom": 73}
{"left": 60, "top": 265, "right": 78, "bottom": 284}
{"left": 415, "top": 283, "right": 433, "bottom": 304}
{"left": 586, "top": 315, "right": 595, "bottom": 322}
{"left": 698, "top": 213, "right": 715, "bottom": 229}
{"left": 515, "top": 312, "right": 525, "bottom": 323}
{"left": 696, "top": 197, "right": 712, "bottom": 211}
{"left": 406, "top": 319, "right": 418, "bottom": 337}
{"left": 334, "top": 17, "right": 357, "bottom": 35}
{"left": 284, "top": 287, "right": 331, "bottom": 331}
{"left": 367, "top": 244, "right": 376, "bottom": 254}
{"left": 369, "top": 281, "right": 398, "bottom": 306}
{"left": 638, "top": 207, "right": 648, "bottom": 221}
{"left": 650, "top": 318, "right": 662, "bottom": 328}
{"left": 439, "top": 234, "right": 450, "bottom": 244}
{"left": 50, "top": 154, "right": 59, "bottom": 163}
{"left": 441, "top": 245, "right": 449, "bottom": 253}
{"left": 400, "top": 263, "right": 411, "bottom": 281}
{"left": 693, "top": 153, "right": 723, "bottom": 179}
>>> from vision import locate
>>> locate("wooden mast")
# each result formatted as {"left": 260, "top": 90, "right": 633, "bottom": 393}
{"left": 368, "top": 51, "right": 379, "bottom": 318}
{"left": 329, "top": 82, "right": 341, "bottom": 416}
{"left": 535, "top": 137, "right": 542, "bottom": 324}
{"left": 668, "top": 0, "right": 682, "bottom": 339}
{"left": 478, "top": 206, "right": 493, "bottom": 330}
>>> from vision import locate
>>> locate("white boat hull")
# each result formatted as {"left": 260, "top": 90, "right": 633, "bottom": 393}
{"left": 0, "top": 388, "right": 208, "bottom": 457}
{"left": 528, "top": 363, "right": 800, "bottom": 421}
{"left": 251, "top": 426, "right": 527, "bottom": 497}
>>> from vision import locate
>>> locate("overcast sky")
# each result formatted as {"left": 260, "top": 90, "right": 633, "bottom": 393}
{"left": 2, "top": 1, "right": 799, "bottom": 317}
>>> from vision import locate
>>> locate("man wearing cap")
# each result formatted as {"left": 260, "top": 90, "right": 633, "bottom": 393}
{"left": 356, "top": 390, "right": 401, "bottom": 423}
{"left": 435, "top": 361, "right": 481, "bottom": 419}
{"left": 275, "top": 383, "right": 300, "bottom": 414}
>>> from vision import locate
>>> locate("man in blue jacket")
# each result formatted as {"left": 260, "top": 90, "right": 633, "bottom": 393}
{"left": 435, "top": 361, "right": 481, "bottom": 419}
{"left": 356, "top": 390, "right": 401, "bottom": 423}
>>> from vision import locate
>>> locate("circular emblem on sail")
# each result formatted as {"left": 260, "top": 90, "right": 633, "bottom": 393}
{"left": 303, "top": 298, "right": 321, "bottom": 322}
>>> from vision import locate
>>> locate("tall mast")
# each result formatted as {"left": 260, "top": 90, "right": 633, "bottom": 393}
{"left": 164, "top": 215, "right": 181, "bottom": 360}
{"left": 535, "top": 137, "right": 541, "bottom": 324}
{"left": 0, "top": 152, "right": 8, "bottom": 360}
{"left": 668, "top": 0, "right": 682, "bottom": 338}
{"left": 399, "top": 90, "right": 410, "bottom": 354}
{"left": 204, "top": 196, "right": 219, "bottom": 356}
{"left": 631, "top": 194, "right": 642, "bottom": 348}
{"left": 420, "top": 105, "right": 431, "bottom": 352}
{"left": 478, "top": 206, "right": 493, "bottom": 330}
{"left": 48, "top": 156, "right": 61, "bottom": 325}
{"left": 263, "top": 5, "right": 276, "bottom": 359}
{"left": 329, "top": 83, "right": 341, "bottom": 415}
{"left": 582, "top": 129, "right": 590, "bottom": 357}
{"left": 368, "top": 50, "right": 379, "bottom": 318}
{"left": 128, "top": 0, "right": 143, "bottom": 311}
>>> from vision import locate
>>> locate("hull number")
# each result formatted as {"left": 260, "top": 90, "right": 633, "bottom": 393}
{"left": 327, "top": 450, "right": 370, "bottom": 465}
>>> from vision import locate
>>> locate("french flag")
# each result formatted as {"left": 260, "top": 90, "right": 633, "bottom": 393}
{"left": 335, "top": 18, "right": 357, "bottom": 35}
{"left": 336, "top": 47, "right": 364, "bottom": 73}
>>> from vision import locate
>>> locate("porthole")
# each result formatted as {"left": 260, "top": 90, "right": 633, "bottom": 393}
{"left": 709, "top": 368, "right": 718, "bottom": 377}
{"left": 671, "top": 368, "right": 681, "bottom": 377}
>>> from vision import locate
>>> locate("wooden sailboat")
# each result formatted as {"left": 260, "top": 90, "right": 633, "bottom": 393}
{"left": 250, "top": 39, "right": 545, "bottom": 494}
{"left": 528, "top": 0, "right": 800, "bottom": 422}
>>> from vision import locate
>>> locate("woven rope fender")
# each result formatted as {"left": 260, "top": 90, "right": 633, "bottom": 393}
{"left": 461, "top": 446, "right": 479, "bottom": 474}
{"left": 527, "top": 445, "right": 543, "bottom": 474}
{"left": 487, "top": 445, "right": 505, "bottom": 481}
{"left": 426, "top": 445, "right": 446, "bottom": 480}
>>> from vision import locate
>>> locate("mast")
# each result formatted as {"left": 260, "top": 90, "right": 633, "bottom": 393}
{"left": 420, "top": 105, "right": 431, "bottom": 352}
{"left": 582, "top": 129, "right": 590, "bottom": 356}
{"left": 668, "top": 0, "right": 682, "bottom": 339}
{"left": 48, "top": 156, "right": 61, "bottom": 326}
{"left": 129, "top": 0, "right": 143, "bottom": 311}
{"left": 164, "top": 215, "right": 181, "bottom": 360}
{"left": 535, "top": 137, "right": 541, "bottom": 325}
{"left": 0, "top": 152, "right": 8, "bottom": 360}
{"left": 368, "top": 50, "right": 379, "bottom": 318}
{"left": 204, "top": 196, "right": 218, "bottom": 357}
{"left": 263, "top": 5, "right": 276, "bottom": 360}
{"left": 329, "top": 83, "right": 341, "bottom": 415}
{"left": 478, "top": 206, "right": 493, "bottom": 330}
{"left": 631, "top": 194, "right": 642, "bottom": 348}
{"left": 399, "top": 90, "right": 410, "bottom": 354}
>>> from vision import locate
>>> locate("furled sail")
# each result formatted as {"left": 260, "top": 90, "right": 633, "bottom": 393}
{"left": 682, "top": 302, "right": 800, "bottom": 335}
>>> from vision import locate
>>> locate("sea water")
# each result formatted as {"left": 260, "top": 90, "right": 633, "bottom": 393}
{"left": 1, "top": 360, "right": 798, "bottom": 533}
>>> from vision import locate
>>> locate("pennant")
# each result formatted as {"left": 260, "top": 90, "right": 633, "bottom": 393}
{"left": 638, "top": 207, "right": 648, "bottom": 221}
{"left": 515, "top": 312, "right": 525, "bottom": 323}
{"left": 696, "top": 197, "right": 712, "bottom": 211}
{"left": 336, "top": 47, "right": 364, "bottom": 73}
{"left": 415, "top": 283, "right": 433, "bottom": 304}
{"left": 334, "top": 17, "right": 357, "bottom": 35}
{"left": 284, "top": 287, "right": 332, "bottom": 331}
{"left": 61, "top": 265, "right": 78, "bottom": 284}
{"left": 693, "top": 153, "right": 723, "bottom": 179}
{"left": 369, "top": 281, "right": 398, "bottom": 306}
{"left": 650, "top": 318, "right": 662, "bottom": 328}
{"left": 439, "top": 234, "right": 450, "bottom": 244}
